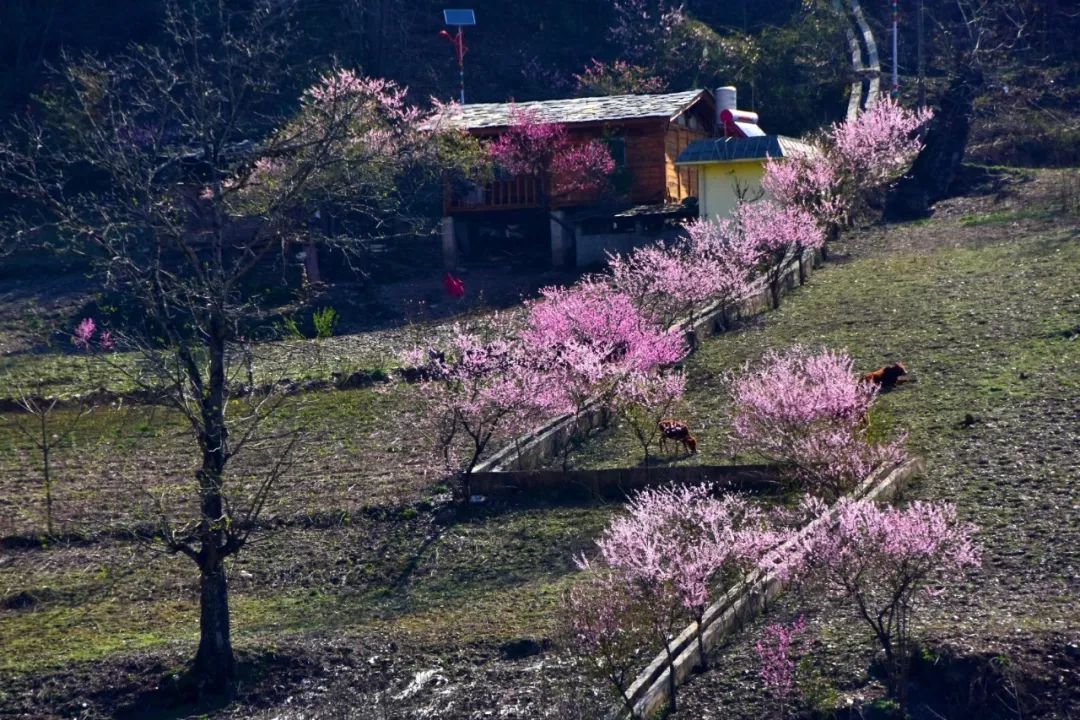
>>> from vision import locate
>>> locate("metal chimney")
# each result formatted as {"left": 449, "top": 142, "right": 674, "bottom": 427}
{"left": 716, "top": 86, "right": 737, "bottom": 137}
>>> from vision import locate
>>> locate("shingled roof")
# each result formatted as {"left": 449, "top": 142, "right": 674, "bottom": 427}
{"left": 676, "top": 135, "right": 816, "bottom": 165}
{"left": 433, "top": 90, "right": 711, "bottom": 130}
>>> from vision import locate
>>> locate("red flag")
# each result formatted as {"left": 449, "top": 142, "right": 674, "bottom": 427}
{"left": 443, "top": 272, "right": 465, "bottom": 300}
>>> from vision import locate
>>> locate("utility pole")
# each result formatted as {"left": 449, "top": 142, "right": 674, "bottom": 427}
{"left": 917, "top": 0, "right": 926, "bottom": 107}
{"left": 440, "top": 9, "right": 475, "bottom": 105}
{"left": 891, "top": 0, "right": 900, "bottom": 96}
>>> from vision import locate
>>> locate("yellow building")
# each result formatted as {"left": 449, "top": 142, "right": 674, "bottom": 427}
{"left": 675, "top": 135, "right": 816, "bottom": 221}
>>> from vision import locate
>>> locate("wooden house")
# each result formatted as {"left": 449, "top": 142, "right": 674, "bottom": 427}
{"left": 435, "top": 90, "right": 718, "bottom": 268}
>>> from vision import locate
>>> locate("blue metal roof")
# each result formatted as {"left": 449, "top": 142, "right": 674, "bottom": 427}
{"left": 676, "top": 135, "right": 815, "bottom": 165}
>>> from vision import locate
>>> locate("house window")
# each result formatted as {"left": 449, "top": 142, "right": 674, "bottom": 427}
{"left": 606, "top": 136, "right": 628, "bottom": 168}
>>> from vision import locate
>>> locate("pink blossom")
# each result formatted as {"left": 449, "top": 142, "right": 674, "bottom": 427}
{"left": 720, "top": 199, "right": 826, "bottom": 259}
{"left": 73, "top": 318, "right": 96, "bottom": 349}
{"left": 612, "top": 369, "right": 686, "bottom": 417}
{"left": 718, "top": 198, "right": 824, "bottom": 307}
{"left": 563, "top": 564, "right": 650, "bottom": 713}
{"left": 489, "top": 107, "right": 614, "bottom": 202}
{"left": 729, "top": 346, "right": 907, "bottom": 496}
{"left": 304, "top": 68, "right": 370, "bottom": 105}
{"left": 551, "top": 140, "right": 617, "bottom": 197}
{"left": 593, "top": 484, "right": 773, "bottom": 671}
{"left": 762, "top": 99, "right": 931, "bottom": 229}
{"left": 830, "top": 98, "right": 932, "bottom": 189}
{"left": 407, "top": 318, "right": 549, "bottom": 485}
{"left": 755, "top": 616, "right": 810, "bottom": 707}
{"left": 522, "top": 282, "right": 687, "bottom": 416}
{"left": 762, "top": 151, "right": 846, "bottom": 229}
{"left": 778, "top": 498, "right": 979, "bottom": 702}
{"left": 608, "top": 217, "right": 760, "bottom": 326}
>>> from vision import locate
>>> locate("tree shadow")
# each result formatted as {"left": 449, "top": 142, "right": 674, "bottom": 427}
{"left": 112, "top": 649, "right": 323, "bottom": 720}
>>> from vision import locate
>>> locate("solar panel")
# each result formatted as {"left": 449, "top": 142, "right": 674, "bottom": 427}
{"left": 443, "top": 9, "right": 476, "bottom": 26}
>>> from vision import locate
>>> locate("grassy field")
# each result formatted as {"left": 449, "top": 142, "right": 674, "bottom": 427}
{"left": 1, "top": 167, "right": 1077, "bottom": 719}
{"left": 0, "top": 500, "right": 619, "bottom": 676}
{"left": 0, "top": 382, "right": 445, "bottom": 537}
{"left": 665, "top": 168, "right": 1080, "bottom": 719}
{"left": 569, "top": 195, "right": 1080, "bottom": 469}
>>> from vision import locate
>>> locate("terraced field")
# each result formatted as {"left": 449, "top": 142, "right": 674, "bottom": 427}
{"left": 0, "top": 167, "right": 1077, "bottom": 719}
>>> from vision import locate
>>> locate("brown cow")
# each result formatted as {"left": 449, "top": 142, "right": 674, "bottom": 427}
{"left": 862, "top": 362, "right": 910, "bottom": 390}
{"left": 657, "top": 419, "right": 698, "bottom": 454}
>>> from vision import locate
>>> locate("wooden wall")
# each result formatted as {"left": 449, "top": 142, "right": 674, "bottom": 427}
{"left": 448, "top": 100, "right": 714, "bottom": 213}
{"left": 665, "top": 124, "right": 708, "bottom": 202}
{"left": 625, "top": 122, "right": 668, "bottom": 204}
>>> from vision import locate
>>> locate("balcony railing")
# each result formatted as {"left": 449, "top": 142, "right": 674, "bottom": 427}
{"left": 446, "top": 175, "right": 543, "bottom": 212}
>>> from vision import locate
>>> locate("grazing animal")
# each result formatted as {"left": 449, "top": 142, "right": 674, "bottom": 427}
{"left": 658, "top": 418, "right": 698, "bottom": 454}
{"left": 862, "top": 362, "right": 909, "bottom": 390}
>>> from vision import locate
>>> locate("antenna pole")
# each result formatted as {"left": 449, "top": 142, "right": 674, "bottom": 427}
{"left": 891, "top": 0, "right": 899, "bottom": 96}
{"left": 458, "top": 27, "right": 465, "bottom": 104}
{"left": 916, "top": 0, "right": 926, "bottom": 107}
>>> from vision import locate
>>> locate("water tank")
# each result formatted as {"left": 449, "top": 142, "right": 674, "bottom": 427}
{"left": 715, "top": 86, "right": 737, "bottom": 112}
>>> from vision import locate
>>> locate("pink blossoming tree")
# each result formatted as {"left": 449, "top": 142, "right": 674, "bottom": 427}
{"left": 488, "top": 106, "right": 615, "bottom": 224}
{"left": 590, "top": 484, "right": 772, "bottom": 712}
{"left": 762, "top": 98, "right": 931, "bottom": 238}
{"left": 780, "top": 499, "right": 980, "bottom": 710}
{"left": 729, "top": 346, "right": 907, "bottom": 497}
{"left": 608, "top": 217, "right": 760, "bottom": 329}
{"left": 762, "top": 151, "right": 845, "bottom": 236}
{"left": 522, "top": 281, "right": 686, "bottom": 466}
{"left": 406, "top": 319, "right": 546, "bottom": 501}
{"left": 830, "top": 97, "right": 933, "bottom": 199}
{"left": 720, "top": 200, "right": 825, "bottom": 309}
{"left": 755, "top": 616, "right": 812, "bottom": 718}
{"left": 563, "top": 563, "right": 655, "bottom": 719}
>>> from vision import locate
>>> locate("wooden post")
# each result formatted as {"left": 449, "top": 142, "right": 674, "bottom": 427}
{"left": 550, "top": 210, "right": 569, "bottom": 268}
{"left": 441, "top": 216, "right": 458, "bottom": 269}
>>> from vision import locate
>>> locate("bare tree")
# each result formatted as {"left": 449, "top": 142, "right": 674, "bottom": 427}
{"left": 1, "top": 386, "right": 93, "bottom": 538}
{"left": 0, "top": 0, "right": 481, "bottom": 689}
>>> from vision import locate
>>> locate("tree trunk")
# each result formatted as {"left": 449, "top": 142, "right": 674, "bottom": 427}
{"left": 886, "top": 67, "right": 983, "bottom": 220}
{"left": 42, "top": 442, "right": 53, "bottom": 538}
{"left": 697, "top": 622, "right": 709, "bottom": 670}
{"left": 666, "top": 645, "right": 678, "bottom": 713}
{"left": 193, "top": 555, "right": 234, "bottom": 685}
{"left": 190, "top": 325, "right": 236, "bottom": 687}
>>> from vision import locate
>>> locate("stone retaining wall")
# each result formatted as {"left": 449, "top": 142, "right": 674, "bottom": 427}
{"left": 468, "top": 464, "right": 781, "bottom": 498}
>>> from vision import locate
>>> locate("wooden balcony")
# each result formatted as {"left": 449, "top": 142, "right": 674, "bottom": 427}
{"left": 446, "top": 175, "right": 543, "bottom": 213}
